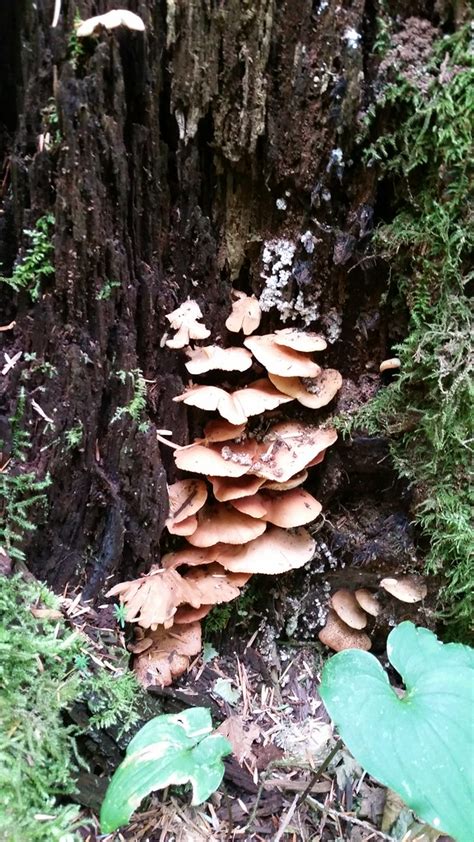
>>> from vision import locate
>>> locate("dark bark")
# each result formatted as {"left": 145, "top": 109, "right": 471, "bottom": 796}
{"left": 0, "top": 0, "right": 445, "bottom": 599}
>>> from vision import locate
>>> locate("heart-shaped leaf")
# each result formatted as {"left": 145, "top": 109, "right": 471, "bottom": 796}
{"left": 320, "top": 622, "right": 474, "bottom": 841}
{"left": 100, "top": 707, "right": 232, "bottom": 833}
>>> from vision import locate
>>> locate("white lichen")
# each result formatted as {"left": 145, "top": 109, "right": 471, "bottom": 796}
{"left": 300, "top": 230, "right": 317, "bottom": 254}
{"left": 343, "top": 28, "right": 361, "bottom": 49}
{"left": 276, "top": 197, "right": 287, "bottom": 211}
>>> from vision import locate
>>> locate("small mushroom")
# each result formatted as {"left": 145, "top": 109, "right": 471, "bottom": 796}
{"left": 225, "top": 290, "right": 262, "bottom": 335}
{"left": 185, "top": 345, "right": 253, "bottom": 375}
{"left": 215, "top": 526, "right": 315, "bottom": 574}
{"left": 174, "top": 604, "right": 213, "bottom": 624}
{"left": 380, "top": 576, "right": 427, "bottom": 603}
{"left": 166, "top": 514, "right": 198, "bottom": 536}
{"left": 318, "top": 609, "right": 372, "bottom": 652}
{"left": 164, "top": 300, "right": 210, "bottom": 349}
{"left": 379, "top": 357, "right": 401, "bottom": 373}
{"left": 268, "top": 369, "right": 342, "bottom": 409}
{"left": 355, "top": 589, "right": 380, "bottom": 617}
{"left": 244, "top": 335, "right": 322, "bottom": 377}
{"left": 331, "top": 589, "right": 368, "bottom": 629}
{"left": 187, "top": 504, "right": 267, "bottom": 547}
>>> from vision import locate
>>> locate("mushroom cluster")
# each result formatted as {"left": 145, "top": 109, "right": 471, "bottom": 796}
{"left": 108, "top": 294, "right": 343, "bottom": 687}
{"left": 318, "top": 576, "right": 428, "bottom": 652}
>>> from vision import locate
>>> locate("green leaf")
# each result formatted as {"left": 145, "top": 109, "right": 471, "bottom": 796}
{"left": 320, "top": 622, "right": 474, "bottom": 841}
{"left": 213, "top": 677, "right": 241, "bottom": 705}
{"left": 99, "top": 707, "right": 232, "bottom": 833}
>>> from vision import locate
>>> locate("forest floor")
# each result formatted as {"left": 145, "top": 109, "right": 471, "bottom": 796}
{"left": 46, "top": 576, "right": 448, "bottom": 842}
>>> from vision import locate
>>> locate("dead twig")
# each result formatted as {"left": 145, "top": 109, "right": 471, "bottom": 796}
{"left": 307, "top": 795, "right": 393, "bottom": 840}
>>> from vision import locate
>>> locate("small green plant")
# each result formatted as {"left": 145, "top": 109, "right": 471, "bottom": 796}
{"left": 112, "top": 369, "right": 149, "bottom": 426}
{"left": 41, "top": 98, "right": 62, "bottom": 146}
{"left": 96, "top": 278, "right": 120, "bottom": 300}
{"left": 1, "top": 389, "right": 51, "bottom": 561}
{"left": 320, "top": 622, "right": 474, "bottom": 841}
{"left": 100, "top": 707, "right": 232, "bottom": 834}
{"left": 113, "top": 601, "right": 128, "bottom": 628}
{"left": 1, "top": 214, "right": 54, "bottom": 301}
{"left": 68, "top": 14, "right": 85, "bottom": 68}
{"left": 64, "top": 423, "right": 84, "bottom": 451}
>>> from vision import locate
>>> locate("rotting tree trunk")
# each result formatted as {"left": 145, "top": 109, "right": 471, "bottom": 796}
{"left": 0, "top": 0, "right": 446, "bottom": 601}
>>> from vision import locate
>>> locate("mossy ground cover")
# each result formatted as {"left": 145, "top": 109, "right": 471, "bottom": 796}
{"left": 0, "top": 574, "right": 144, "bottom": 841}
{"left": 344, "top": 26, "right": 473, "bottom": 639}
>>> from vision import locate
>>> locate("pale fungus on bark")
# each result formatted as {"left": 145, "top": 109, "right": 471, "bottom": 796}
{"left": 185, "top": 345, "right": 253, "bottom": 374}
{"left": 318, "top": 609, "right": 372, "bottom": 652}
{"left": 225, "top": 290, "right": 262, "bottom": 335}
{"left": 173, "top": 380, "right": 292, "bottom": 425}
{"left": 164, "top": 300, "right": 211, "bottom": 349}
{"left": 76, "top": 9, "right": 146, "bottom": 37}
{"left": 244, "top": 334, "right": 322, "bottom": 377}
{"left": 380, "top": 576, "right": 427, "bottom": 603}
{"left": 331, "top": 589, "right": 368, "bottom": 630}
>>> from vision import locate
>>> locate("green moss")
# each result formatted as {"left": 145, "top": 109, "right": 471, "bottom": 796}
{"left": 345, "top": 26, "right": 473, "bottom": 639}
{"left": 0, "top": 575, "right": 148, "bottom": 840}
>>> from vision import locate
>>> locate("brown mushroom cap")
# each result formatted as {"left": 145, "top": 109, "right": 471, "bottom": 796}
{"left": 268, "top": 369, "right": 342, "bottom": 409}
{"left": 232, "top": 488, "right": 322, "bottom": 528}
{"left": 318, "top": 609, "right": 372, "bottom": 652}
{"left": 183, "top": 565, "right": 242, "bottom": 604}
{"left": 251, "top": 422, "right": 338, "bottom": 482}
{"left": 225, "top": 291, "right": 262, "bottom": 335}
{"left": 331, "top": 589, "right": 368, "bottom": 629}
{"left": 174, "top": 604, "right": 213, "bottom": 624}
{"left": 209, "top": 473, "right": 266, "bottom": 502}
{"left": 185, "top": 345, "right": 253, "bottom": 375}
{"left": 215, "top": 526, "right": 315, "bottom": 574}
{"left": 263, "top": 469, "right": 308, "bottom": 491}
{"left": 165, "top": 300, "right": 211, "bottom": 349}
{"left": 174, "top": 442, "right": 253, "bottom": 477}
{"left": 355, "top": 589, "right": 380, "bottom": 617}
{"left": 162, "top": 546, "right": 218, "bottom": 570}
{"left": 106, "top": 568, "right": 201, "bottom": 630}
{"left": 166, "top": 479, "right": 208, "bottom": 531}
{"left": 167, "top": 514, "right": 198, "bottom": 536}
{"left": 380, "top": 576, "right": 427, "bottom": 603}
{"left": 187, "top": 504, "right": 267, "bottom": 547}
{"left": 201, "top": 419, "right": 247, "bottom": 442}
{"left": 244, "top": 335, "right": 322, "bottom": 377}
{"left": 173, "top": 379, "right": 292, "bottom": 425}
{"left": 134, "top": 622, "right": 202, "bottom": 688}
{"left": 273, "top": 328, "right": 327, "bottom": 352}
